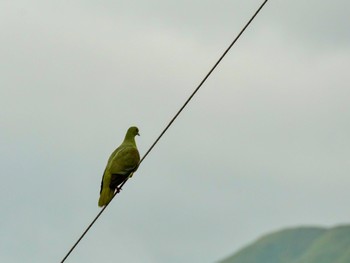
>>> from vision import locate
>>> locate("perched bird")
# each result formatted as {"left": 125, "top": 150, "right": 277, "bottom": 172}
{"left": 98, "top": 126, "right": 140, "bottom": 207}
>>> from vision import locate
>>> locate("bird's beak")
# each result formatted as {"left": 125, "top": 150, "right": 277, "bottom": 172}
{"left": 137, "top": 132, "right": 140, "bottom": 136}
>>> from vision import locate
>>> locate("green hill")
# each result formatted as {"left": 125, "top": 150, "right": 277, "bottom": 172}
{"left": 219, "top": 225, "right": 350, "bottom": 263}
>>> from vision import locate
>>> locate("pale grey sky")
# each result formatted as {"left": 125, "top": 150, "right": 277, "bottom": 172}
{"left": 1, "top": 0, "right": 349, "bottom": 262}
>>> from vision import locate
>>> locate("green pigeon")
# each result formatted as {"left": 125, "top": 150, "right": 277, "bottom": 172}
{"left": 98, "top": 126, "right": 140, "bottom": 207}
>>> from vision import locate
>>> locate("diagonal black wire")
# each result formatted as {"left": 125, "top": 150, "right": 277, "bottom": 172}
{"left": 60, "top": 1, "right": 269, "bottom": 262}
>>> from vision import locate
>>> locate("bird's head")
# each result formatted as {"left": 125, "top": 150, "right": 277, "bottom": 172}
{"left": 127, "top": 126, "right": 140, "bottom": 137}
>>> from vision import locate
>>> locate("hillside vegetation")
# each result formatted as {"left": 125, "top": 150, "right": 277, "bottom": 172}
{"left": 219, "top": 225, "right": 350, "bottom": 263}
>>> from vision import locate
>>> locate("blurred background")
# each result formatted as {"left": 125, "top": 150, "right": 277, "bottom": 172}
{"left": 1, "top": 0, "right": 349, "bottom": 262}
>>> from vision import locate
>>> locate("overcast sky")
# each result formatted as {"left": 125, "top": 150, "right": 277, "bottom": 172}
{"left": 1, "top": 0, "right": 349, "bottom": 262}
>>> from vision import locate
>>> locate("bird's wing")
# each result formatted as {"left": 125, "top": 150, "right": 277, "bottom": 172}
{"left": 99, "top": 144, "right": 123, "bottom": 194}
{"left": 108, "top": 145, "right": 140, "bottom": 188}
{"left": 99, "top": 167, "right": 108, "bottom": 194}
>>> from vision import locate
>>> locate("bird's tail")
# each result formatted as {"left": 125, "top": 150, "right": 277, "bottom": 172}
{"left": 98, "top": 187, "right": 114, "bottom": 207}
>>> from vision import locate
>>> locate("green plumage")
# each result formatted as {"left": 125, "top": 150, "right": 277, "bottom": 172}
{"left": 98, "top": 126, "right": 140, "bottom": 207}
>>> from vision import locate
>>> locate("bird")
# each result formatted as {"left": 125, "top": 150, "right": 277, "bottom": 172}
{"left": 98, "top": 126, "right": 140, "bottom": 207}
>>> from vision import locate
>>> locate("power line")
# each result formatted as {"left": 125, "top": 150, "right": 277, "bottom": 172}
{"left": 60, "top": 0, "right": 269, "bottom": 262}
